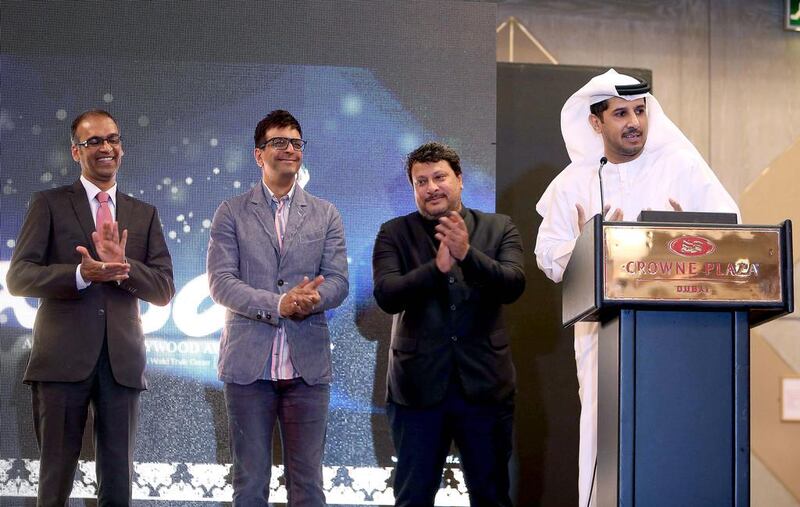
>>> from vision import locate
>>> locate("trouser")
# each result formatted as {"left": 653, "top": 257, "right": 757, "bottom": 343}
{"left": 224, "top": 378, "right": 330, "bottom": 507}
{"left": 387, "top": 382, "right": 514, "bottom": 507}
{"left": 31, "top": 339, "right": 140, "bottom": 507}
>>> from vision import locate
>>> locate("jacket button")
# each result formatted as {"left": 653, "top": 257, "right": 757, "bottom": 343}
{"left": 451, "top": 335, "right": 458, "bottom": 342}
{"left": 98, "top": 309, "right": 105, "bottom": 316}
{"left": 448, "top": 276, "right": 455, "bottom": 284}
{"left": 450, "top": 304, "right": 456, "bottom": 311}
{"left": 266, "top": 313, "right": 272, "bottom": 320}
{"left": 256, "top": 314, "right": 262, "bottom": 320}
{"left": 278, "top": 279, "right": 285, "bottom": 286}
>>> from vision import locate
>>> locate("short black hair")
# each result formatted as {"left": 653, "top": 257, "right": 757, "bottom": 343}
{"left": 590, "top": 97, "right": 647, "bottom": 122}
{"left": 589, "top": 100, "right": 610, "bottom": 118}
{"left": 254, "top": 110, "right": 302, "bottom": 147}
{"left": 70, "top": 109, "right": 117, "bottom": 144}
{"left": 405, "top": 142, "right": 462, "bottom": 183}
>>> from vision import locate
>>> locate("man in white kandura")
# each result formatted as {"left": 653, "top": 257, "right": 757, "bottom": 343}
{"left": 534, "top": 68, "right": 740, "bottom": 507}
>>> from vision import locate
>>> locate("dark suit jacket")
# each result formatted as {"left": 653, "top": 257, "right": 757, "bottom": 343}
{"left": 6, "top": 180, "right": 175, "bottom": 390}
{"left": 372, "top": 208, "right": 525, "bottom": 407}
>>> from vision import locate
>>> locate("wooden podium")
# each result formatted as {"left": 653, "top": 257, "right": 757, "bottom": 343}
{"left": 563, "top": 213, "right": 793, "bottom": 507}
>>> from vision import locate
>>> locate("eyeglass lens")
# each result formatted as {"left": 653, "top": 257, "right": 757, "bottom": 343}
{"left": 80, "top": 135, "right": 122, "bottom": 147}
{"left": 264, "top": 137, "right": 306, "bottom": 150}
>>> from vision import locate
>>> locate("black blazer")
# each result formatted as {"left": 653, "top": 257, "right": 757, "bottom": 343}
{"left": 372, "top": 208, "right": 525, "bottom": 407}
{"left": 6, "top": 180, "right": 175, "bottom": 390}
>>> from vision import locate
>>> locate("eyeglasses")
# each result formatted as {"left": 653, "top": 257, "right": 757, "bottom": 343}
{"left": 74, "top": 134, "right": 122, "bottom": 148}
{"left": 257, "top": 137, "right": 307, "bottom": 151}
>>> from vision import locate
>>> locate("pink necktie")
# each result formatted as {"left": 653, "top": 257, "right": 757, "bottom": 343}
{"left": 96, "top": 191, "right": 113, "bottom": 230}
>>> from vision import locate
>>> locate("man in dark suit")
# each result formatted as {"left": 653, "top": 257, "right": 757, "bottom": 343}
{"left": 372, "top": 142, "right": 525, "bottom": 506}
{"left": 207, "top": 110, "right": 348, "bottom": 506}
{"left": 6, "top": 109, "right": 175, "bottom": 506}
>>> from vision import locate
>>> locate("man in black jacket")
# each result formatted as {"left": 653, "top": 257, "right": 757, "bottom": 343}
{"left": 372, "top": 142, "right": 525, "bottom": 506}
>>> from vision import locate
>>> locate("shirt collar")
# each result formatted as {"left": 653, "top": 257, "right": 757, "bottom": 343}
{"left": 80, "top": 175, "right": 117, "bottom": 204}
{"left": 262, "top": 179, "right": 296, "bottom": 204}
{"left": 604, "top": 150, "right": 647, "bottom": 171}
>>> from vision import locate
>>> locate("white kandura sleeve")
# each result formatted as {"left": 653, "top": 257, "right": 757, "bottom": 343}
{"left": 690, "top": 159, "right": 741, "bottom": 221}
{"left": 535, "top": 180, "right": 582, "bottom": 284}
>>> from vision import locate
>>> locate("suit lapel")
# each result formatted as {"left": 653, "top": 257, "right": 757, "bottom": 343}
{"left": 450, "top": 208, "right": 473, "bottom": 288}
{"left": 462, "top": 207, "right": 476, "bottom": 239}
{"left": 116, "top": 191, "right": 132, "bottom": 235}
{"left": 249, "top": 185, "right": 280, "bottom": 255}
{"left": 68, "top": 180, "right": 99, "bottom": 257}
{"left": 281, "top": 185, "right": 308, "bottom": 253}
{"left": 409, "top": 212, "right": 438, "bottom": 260}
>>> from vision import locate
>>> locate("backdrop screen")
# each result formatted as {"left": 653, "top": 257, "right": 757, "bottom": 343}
{"left": 0, "top": 1, "right": 496, "bottom": 504}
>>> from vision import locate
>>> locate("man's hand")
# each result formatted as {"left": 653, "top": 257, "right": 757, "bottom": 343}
{"left": 669, "top": 198, "right": 683, "bottom": 212}
{"left": 577, "top": 203, "right": 623, "bottom": 233}
{"left": 576, "top": 203, "right": 587, "bottom": 232}
{"left": 435, "top": 241, "right": 455, "bottom": 273}
{"left": 76, "top": 246, "right": 130, "bottom": 282}
{"left": 92, "top": 221, "right": 128, "bottom": 263}
{"left": 607, "top": 208, "right": 623, "bottom": 221}
{"left": 280, "top": 276, "right": 324, "bottom": 319}
{"left": 435, "top": 211, "right": 470, "bottom": 261}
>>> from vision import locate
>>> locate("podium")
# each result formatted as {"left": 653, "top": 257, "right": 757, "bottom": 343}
{"left": 563, "top": 213, "right": 793, "bottom": 507}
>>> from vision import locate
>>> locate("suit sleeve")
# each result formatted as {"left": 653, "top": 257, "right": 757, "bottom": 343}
{"left": 6, "top": 192, "right": 82, "bottom": 300}
{"left": 315, "top": 205, "right": 349, "bottom": 312}
{"left": 372, "top": 222, "right": 443, "bottom": 315}
{"left": 117, "top": 206, "right": 175, "bottom": 306}
{"left": 459, "top": 216, "right": 526, "bottom": 304}
{"left": 206, "top": 200, "right": 282, "bottom": 323}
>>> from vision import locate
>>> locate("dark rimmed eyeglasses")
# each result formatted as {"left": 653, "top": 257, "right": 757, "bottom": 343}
{"left": 74, "top": 134, "right": 122, "bottom": 148}
{"left": 257, "top": 137, "right": 307, "bottom": 151}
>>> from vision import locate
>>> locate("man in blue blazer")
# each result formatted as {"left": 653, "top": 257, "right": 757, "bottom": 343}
{"left": 207, "top": 110, "right": 348, "bottom": 506}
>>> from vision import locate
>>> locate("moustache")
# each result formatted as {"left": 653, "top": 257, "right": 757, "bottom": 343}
{"left": 426, "top": 193, "right": 446, "bottom": 202}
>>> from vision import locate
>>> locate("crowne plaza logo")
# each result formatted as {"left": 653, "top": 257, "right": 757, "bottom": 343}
{"left": 604, "top": 225, "right": 782, "bottom": 302}
{"left": 622, "top": 233, "right": 760, "bottom": 279}
{"left": 667, "top": 236, "right": 716, "bottom": 257}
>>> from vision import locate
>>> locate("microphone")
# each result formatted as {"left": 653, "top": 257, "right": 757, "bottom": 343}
{"left": 598, "top": 156, "right": 608, "bottom": 220}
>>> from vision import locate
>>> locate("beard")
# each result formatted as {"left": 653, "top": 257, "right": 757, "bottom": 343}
{"left": 605, "top": 127, "right": 647, "bottom": 160}
{"left": 417, "top": 194, "right": 461, "bottom": 220}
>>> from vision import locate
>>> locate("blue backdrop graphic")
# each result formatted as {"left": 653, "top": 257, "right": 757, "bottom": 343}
{"left": 0, "top": 2, "right": 496, "bottom": 502}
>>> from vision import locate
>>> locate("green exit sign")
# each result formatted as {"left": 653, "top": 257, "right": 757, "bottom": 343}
{"left": 788, "top": 0, "right": 800, "bottom": 31}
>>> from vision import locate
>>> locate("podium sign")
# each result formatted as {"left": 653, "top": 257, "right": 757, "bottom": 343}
{"left": 563, "top": 217, "right": 792, "bottom": 328}
{"left": 603, "top": 225, "right": 783, "bottom": 302}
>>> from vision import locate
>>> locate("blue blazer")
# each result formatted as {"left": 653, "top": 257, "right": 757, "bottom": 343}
{"left": 207, "top": 183, "right": 349, "bottom": 385}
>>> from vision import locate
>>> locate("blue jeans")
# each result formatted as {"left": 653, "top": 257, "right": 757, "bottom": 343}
{"left": 224, "top": 378, "right": 330, "bottom": 507}
{"left": 387, "top": 382, "right": 514, "bottom": 507}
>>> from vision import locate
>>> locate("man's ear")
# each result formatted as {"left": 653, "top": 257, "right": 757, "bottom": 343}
{"left": 588, "top": 114, "right": 603, "bottom": 133}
